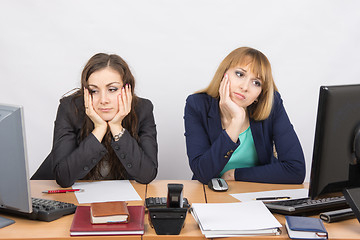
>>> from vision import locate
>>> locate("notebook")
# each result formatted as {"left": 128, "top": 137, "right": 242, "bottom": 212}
{"left": 70, "top": 205, "right": 144, "bottom": 236}
{"left": 285, "top": 216, "right": 328, "bottom": 239}
{"left": 90, "top": 201, "right": 129, "bottom": 224}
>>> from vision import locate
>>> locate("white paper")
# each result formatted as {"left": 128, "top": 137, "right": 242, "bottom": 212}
{"left": 230, "top": 188, "right": 309, "bottom": 202}
{"left": 191, "top": 201, "right": 281, "bottom": 232}
{"left": 73, "top": 180, "right": 142, "bottom": 204}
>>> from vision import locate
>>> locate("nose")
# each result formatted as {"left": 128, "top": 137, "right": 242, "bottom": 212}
{"left": 239, "top": 77, "right": 250, "bottom": 91}
{"left": 99, "top": 91, "right": 109, "bottom": 104}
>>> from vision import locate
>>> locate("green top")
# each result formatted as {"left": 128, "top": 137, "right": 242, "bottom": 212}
{"left": 220, "top": 127, "right": 259, "bottom": 177}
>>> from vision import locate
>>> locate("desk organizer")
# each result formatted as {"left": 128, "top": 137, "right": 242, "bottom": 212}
{"left": 148, "top": 207, "right": 187, "bottom": 235}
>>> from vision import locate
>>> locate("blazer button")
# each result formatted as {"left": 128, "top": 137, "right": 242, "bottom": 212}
{"left": 227, "top": 151, "right": 231, "bottom": 155}
{"left": 83, "top": 166, "right": 89, "bottom": 171}
{"left": 126, "top": 163, "right": 132, "bottom": 168}
{"left": 114, "top": 146, "right": 120, "bottom": 150}
{"left": 120, "top": 153, "right": 126, "bottom": 159}
{"left": 92, "top": 159, "right": 97, "bottom": 164}
{"left": 224, "top": 155, "right": 228, "bottom": 158}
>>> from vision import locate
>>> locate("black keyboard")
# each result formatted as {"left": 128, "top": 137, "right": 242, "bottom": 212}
{"left": 264, "top": 196, "right": 349, "bottom": 215}
{"left": 145, "top": 197, "right": 190, "bottom": 208}
{"left": 0, "top": 198, "right": 77, "bottom": 222}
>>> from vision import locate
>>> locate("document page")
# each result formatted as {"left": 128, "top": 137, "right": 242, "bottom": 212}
{"left": 73, "top": 180, "right": 142, "bottom": 204}
{"left": 231, "top": 188, "right": 308, "bottom": 202}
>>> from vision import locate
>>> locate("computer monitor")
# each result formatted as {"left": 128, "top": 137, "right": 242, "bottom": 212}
{"left": 309, "top": 84, "right": 360, "bottom": 199}
{"left": 0, "top": 103, "right": 32, "bottom": 213}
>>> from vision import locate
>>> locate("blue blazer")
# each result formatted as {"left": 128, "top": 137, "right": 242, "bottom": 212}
{"left": 184, "top": 92, "right": 305, "bottom": 184}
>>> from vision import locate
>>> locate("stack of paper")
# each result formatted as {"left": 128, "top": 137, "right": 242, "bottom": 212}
{"left": 191, "top": 201, "right": 282, "bottom": 238}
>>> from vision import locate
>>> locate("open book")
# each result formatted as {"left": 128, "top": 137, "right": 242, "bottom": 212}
{"left": 191, "top": 201, "right": 281, "bottom": 238}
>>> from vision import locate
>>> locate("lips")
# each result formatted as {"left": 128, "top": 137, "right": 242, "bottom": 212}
{"left": 234, "top": 92, "right": 246, "bottom": 100}
{"left": 99, "top": 108, "right": 112, "bottom": 112}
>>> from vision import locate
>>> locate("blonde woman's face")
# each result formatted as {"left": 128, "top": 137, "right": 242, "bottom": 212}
{"left": 88, "top": 67, "right": 123, "bottom": 121}
{"left": 225, "top": 64, "right": 262, "bottom": 108}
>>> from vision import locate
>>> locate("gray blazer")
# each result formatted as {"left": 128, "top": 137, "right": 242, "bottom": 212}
{"left": 32, "top": 95, "right": 158, "bottom": 187}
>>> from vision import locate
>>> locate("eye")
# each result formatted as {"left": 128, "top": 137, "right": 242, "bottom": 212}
{"left": 89, "top": 89, "right": 98, "bottom": 94}
{"left": 253, "top": 80, "right": 262, "bottom": 87}
{"left": 109, "top": 87, "right": 119, "bottom": 93}
{"left": 235, "top": 71, "right": 244, "bottom": 78}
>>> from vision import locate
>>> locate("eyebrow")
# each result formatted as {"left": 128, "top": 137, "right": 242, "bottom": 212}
{"left": 237, "top": 67, "right": 247, "bottom": 72}
{"left": 236, "top": 68, "right": 261, "bottom": 81}
{"left": 88, "top": 82, "right": 122, "bottom": 88}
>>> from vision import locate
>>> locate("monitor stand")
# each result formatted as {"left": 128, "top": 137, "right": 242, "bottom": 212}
{"left": 0, "top": 216, "right": 15, "bottom": 228}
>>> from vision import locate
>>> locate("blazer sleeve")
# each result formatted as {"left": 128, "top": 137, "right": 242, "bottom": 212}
{"left": 110, "top": 98, "right": 158, "bottom": 184}
{"left": 52, "top": 98, "right": 108, "bottom": 188}
{"left": 234, "top": 93, "right": 306, "bottom": 184}
{"left": 52, "top": 97, "right": 158, "bottom": 187}
{"left": 184, "top": 94, "right": 239, "bottom": 184}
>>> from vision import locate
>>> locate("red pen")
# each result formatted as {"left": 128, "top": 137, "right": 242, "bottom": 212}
{"left": 42, "top": 189, "right": 84, "bottom": 194}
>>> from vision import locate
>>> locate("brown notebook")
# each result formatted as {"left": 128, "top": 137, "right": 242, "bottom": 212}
{"left": 90, "top": 201, "right": 129, "bottom": 224}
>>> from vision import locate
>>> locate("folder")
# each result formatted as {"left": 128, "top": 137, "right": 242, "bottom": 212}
{"left": 70, "top": 206, "right": 144, "bottom": 236}
{"left": 191, "top": 201, "right": 281, "bottom": 238}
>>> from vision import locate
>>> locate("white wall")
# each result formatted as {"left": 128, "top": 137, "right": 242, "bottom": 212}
{"left": 1, "top": 0, "right": 360, "bottom": 182}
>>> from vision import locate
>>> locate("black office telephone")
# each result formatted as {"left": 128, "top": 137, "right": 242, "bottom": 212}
{"left": 145, "top": 197, "right": 190, "bottom": 209}
{"left": 147, "top": 183, "right": 188, "bottom": 235}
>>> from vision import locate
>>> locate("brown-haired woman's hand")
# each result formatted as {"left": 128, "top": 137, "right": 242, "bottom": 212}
{"left": 108, "top": 84, "right": 132, "bottom": 135}
{"left": 84, "top": 88, "right": 107, "bottom": 142}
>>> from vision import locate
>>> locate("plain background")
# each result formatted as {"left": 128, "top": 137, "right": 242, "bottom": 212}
{"left": 1, "top": 0, "right": 360, "bottom": 182}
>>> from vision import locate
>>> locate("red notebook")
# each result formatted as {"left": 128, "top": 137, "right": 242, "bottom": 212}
{"left": 70, "top": 206, "right": 144, "bottom": 236}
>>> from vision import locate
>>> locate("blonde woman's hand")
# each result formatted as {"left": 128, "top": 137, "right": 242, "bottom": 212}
{"left": 108, "top": 84, "right": 132, "bottom": 135}
{"left": 84, "top": 88, "right": 107, "bottom": 141}
{"left": 219, "top": 74, "right": 246, "bottom": 142}
{"left": 221, "top": 169, "right": 235, "bottom": 181}
{"left": 219, "top": 74, "right": 246, "bottom": 123}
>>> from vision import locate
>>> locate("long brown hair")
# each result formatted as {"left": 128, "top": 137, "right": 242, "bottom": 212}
{"left": 199, "top": 47, "right": 278, "bottom": 121}
{"left": 73, "top": 53, "right": 139, "bottom": 180}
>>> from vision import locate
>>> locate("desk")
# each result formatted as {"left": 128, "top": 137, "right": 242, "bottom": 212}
{"left": 205, "top": 181, "right": 360, "bottom": 240}
{"left": 1, "top": 180, "right": 360, "bottom": 240}
{"left": 0, "top": 180, "right": 146, "bottom": 240}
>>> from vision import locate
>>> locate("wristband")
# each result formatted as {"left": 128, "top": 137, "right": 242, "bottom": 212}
{"left": 113, "top": 128, "right": 125, "bottom": 141}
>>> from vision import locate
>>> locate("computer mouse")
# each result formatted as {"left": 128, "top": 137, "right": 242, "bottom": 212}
{"left": 208, "top": 178, "right": 228, "bottom": 192}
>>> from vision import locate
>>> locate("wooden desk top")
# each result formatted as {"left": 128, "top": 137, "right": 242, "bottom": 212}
{"left": 205, "top": 181, "right": 360, "bottom": 240}
{"left": 1, "top": 180, "right": 360, "bottom": 240}
{"left": 0, "top": 180, "right": 145, "bottom": 240}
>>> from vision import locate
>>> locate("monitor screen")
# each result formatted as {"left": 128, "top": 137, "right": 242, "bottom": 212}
{"left": 0, "top": 104, "right": 32, "bottom": 213}
{"left": 309, "top": 84, "right": 360, "bottom": 199}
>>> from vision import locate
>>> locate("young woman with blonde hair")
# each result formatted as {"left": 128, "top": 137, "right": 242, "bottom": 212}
{"left": 184, "top": 47, "right": 305, "bottom": 184}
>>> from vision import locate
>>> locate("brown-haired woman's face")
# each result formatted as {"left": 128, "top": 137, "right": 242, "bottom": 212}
{"left": 87, "top": 67, "right": 123, "bottom": 121}
{"left": 226, "top": 64, "right": 262, "bottom": 108}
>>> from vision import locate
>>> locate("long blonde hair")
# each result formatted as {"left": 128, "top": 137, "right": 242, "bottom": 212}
{"left": 199, "top": 47, "right": 278, "bottom": 121}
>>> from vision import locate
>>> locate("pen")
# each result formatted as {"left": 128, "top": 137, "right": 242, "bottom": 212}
{"left": 255, "top": 196, "right": 290, "bottom": 200}
{"left": 42, "top": 189, "right": 84, "bottom": 194}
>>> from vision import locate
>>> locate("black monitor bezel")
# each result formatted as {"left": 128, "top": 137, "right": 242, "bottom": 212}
{"left": 309, "top": 84, "right": 360, "bottom": 199}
